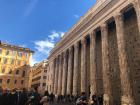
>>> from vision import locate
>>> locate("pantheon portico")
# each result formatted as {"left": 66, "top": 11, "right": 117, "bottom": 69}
{"left": 47, "top": 0, "right": 140, "bottom": 105}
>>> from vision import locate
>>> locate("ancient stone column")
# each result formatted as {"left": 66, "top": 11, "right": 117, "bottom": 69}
{"left": 57, "top": 54, "right": 63, "bottom": 95}
{"left": 62, "top": 51, "right": 68, "bottom": 95}
{"left": 115, "top": 13, "right": 134, "bottom": 105}
{"left": 90, "top": 31, "right": 97, "bottom": 96}
{"left": 53, "top": 59, "right": 56, "bottom": 94}
{"left": 101, "top": 23, "right": 113, "bottom": 105}
{"left": 67, "top": 47, "right": 73, "bottom": 95}
{"left": 52, "top": 60, "right": 55, "bottom": 94}
{"left": 54, "top": 57, "right": 59, "bottom": 95}
{"left": 73, "top": 42, "right": 79, "bottom": 96}
{"left": 81, "top": 38, "right": 87, "bottom": 93}
{"left": 132, "top": 0, "right": 140, "bottom": 34}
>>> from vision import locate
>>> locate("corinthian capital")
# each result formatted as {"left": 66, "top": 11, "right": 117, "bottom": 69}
{"left": 114, "top": 12, "right": 123, "bottom": 22}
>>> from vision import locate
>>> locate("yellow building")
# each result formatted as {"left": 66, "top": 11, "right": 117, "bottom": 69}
{"left": 31, "top": 60, "right": 48, "bottom": 94}
{"left": 0, "top": 41, "right": 34, "bottom": 90}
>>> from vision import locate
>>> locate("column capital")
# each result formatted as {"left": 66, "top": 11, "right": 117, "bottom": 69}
{"left": 74, "top": 42, "right": 79, "bottom": 49}
{"left": 114, "top": 12, "right": 123, "bottom": 21}
{"left": 90, "top": 31, "right": 96, "bottom": 40}
{"left": 63, "top": 50, "right": 67, "bottom": 56}
{"left": 68, "top": 47, "right": 73, "bottom": 55}
{"left": 68, "top": 46, "right": 73, "bottom": 51}
{"left": 81, "top": 38, "right": 86, "bottom": 45}
{"left": 101, "top": 23, "right": 108, "bottom": 31}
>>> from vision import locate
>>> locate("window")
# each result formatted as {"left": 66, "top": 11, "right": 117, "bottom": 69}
{"left": 11, "top": 59, "right": 14, "bottom": 65}
{"left": 3, "top": 58, "right": 8, "bottom": 64}
{"left": 22, "top": 71, "right": 25, "bottom": 77}
{"left": 25, "top": 53, "right": 29, "bottom": 58}
{"left": 0, "top": 48, "right": 2, "bottom": 54}
{"left": 18, "top": 52, "right": 22, "bottom": 58}
{"left": 7, "top": 79, "right": 10, "bottom": 84}
{"left": 0, "top": 58, "right": 1, "bottom": 63}
{"left": 16, "top": 70, "right": 19, "bottom": 75}
{"left": 6, "top": 50, "right": 10, "bottom": 55}
{"left": 9, "top": 69, "right": 12, "bottom": 74}
{"left": 0, "top": 79, "right": 2, "bottom": 83}
{"left": 44, "top": 70, "right": 47, "bottom": 73}
{"left": 14, "top": 80, "right": 17, "bottom": 84}
{"left": 21, "top": 80, "right": 24, "bottom": 84}
{"left": 2, "top": 68, "right": 5, "bottom": 73}
{"left": 43, "top": 83, "right": 46, "bottom": 86}
{"left": 43, "top": 76, "right": 46, "bottom": 79}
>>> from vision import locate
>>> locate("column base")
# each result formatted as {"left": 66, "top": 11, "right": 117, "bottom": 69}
{"left": 103, "top": 94, "right": 113, "bottom": 105}
{"left": 121, "top": 95, "right": 135, "bottom": 105}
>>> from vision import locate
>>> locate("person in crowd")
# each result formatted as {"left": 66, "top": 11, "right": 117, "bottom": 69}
{"left": 90, "top": 94, "right": 98, "bottom": 105}
{"left": 10, "top": 89, "right": 18, "bottom": 105}
{"left": 76, "top": 92, "right": 88, "bottom": 105}
{"left": 0, "top": 87, "right": 3, "bottom": 105}
{"left": 27, "top": 87, "right": 41, "bottom": 105}
{"left": 98, "top": 94, "right": 103, "bottom": 105}
{"left": 49, "top": 93, "right": 54, "bottom": 103}
{"left": 40, "top": 91, "right": 49, "bottom": 105}
{"left": 19, "top": 88, "right": 28, "bottom": 105}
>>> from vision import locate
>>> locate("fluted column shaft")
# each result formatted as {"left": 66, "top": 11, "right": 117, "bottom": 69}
{"left": 81, "top": 39, "right": 87, "bottom": 93}
{"left": 57, "top": 54, "right": 63, "bottom": 95}
{"left": 62, "top": 51, "right": 68, "bottom": 95}
{"left": 133, "top": 0, "right": 140, "bottom": 34}
{"left": 90, "top": 32, "right": 97, "bottom": 96}
{"left": 54, "top": 57, "right": 59, "bottom": 95}
{"left": 115, "top": 13, "right": 134, "bottom": 105}
{"left": 101, "top": 23, "right": 113, "bottom": 105}
{"left": 67, "top": 47, "right": 73, "bottom": 95}
{"left": 52, "top": 60, "right": 55, "bottom": 94}
{"left": 73, "top": 43, "right": 79, "bottom": 96}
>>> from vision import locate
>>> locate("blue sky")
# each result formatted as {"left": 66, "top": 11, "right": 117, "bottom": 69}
{"left": 0, "top": 0, "right": 96, "bottom": 65}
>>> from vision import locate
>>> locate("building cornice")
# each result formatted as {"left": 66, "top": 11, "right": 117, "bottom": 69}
{"left": 0, "top": 41, "right": 34, "bottom": 53}
{"left": 48, "top": 0, "right": 113, "bottom": 60}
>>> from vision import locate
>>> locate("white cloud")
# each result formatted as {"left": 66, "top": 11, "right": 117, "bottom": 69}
{"left": 34, "top": 40, "right": 54, "bottom": 54}
{"left": 31, "top": 31, "right": 65, "bottom": 65}
{"left": 19, "top": 44, "right": 27, "bottom": 48}
{"left": 24, "top": 0, "right": 39, "bottom": 17}
{"left": 74, "top": 14, "right": 80, "bottom": 19}
{"left": 60, "top": 32, "right": 65, "bottom": 37}
{"left": 48, "top": 31, "right": 65, "bottom": 40}
{"left": 30, "top": 55, "right": 38, "bottom": 66}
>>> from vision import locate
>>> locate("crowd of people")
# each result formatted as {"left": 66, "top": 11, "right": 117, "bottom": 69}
{"left": 0, "top": 86, "right": 103, "bottom": 105}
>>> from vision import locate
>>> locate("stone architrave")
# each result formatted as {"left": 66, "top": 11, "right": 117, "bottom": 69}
{"left": 101, "top": 23, "right": 113, "bottom": 105}
{"left": 115, "top": 13, "right": 134, "bottom": 105}
{"left": 73, "top": 43, "right": 79, "bottom": 96}
{"left": 81, "top": 38, "right": 87, "bottom": 93}
{"left": 54, "top": 57, "right": 59, "bottom": 95}
{"left": 90, "top": 31, "right": 97, "bottom": 96}
{"left": 62, "top": 51, "right": 68, "bottom": 95}
{"left": 57, "top": 54, "right": 63, "bottom": 95}
{"left": 67, "top": 47, "right": 73, "bottom": 95}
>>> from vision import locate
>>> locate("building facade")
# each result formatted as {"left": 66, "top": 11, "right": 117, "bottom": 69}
{"left": 31, "top": 60, "right": 48, "bottom": 94}
{"left": 0, "top": 41, "right": 34, "bottom": 90}
{"left": 48, "top": 0, "right": 140, "bottom": 105}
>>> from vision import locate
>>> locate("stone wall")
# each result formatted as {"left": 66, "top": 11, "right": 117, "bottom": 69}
{"left": 108, "top": 21, "right": 121, "bottom": 105}
{"left": 96, "top": 31, "right": 103, "bottom": 95}
{"left": 123, "top": 8, "right": 140, "bottom": 105}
